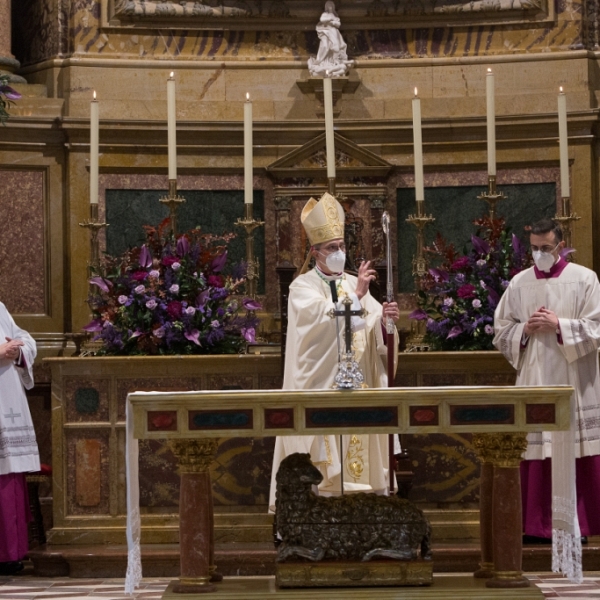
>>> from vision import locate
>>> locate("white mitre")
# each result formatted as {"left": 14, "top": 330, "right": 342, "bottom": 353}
{"left": 301, "top": 192, "right": 345, "bottom": 246}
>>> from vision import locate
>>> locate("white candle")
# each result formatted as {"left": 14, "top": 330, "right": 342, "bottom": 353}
{"left": 412, "top": 87, "right": 424, "bottom": 202}
{"left": 558, "top": 87, "right": 570, "bottom": 198}
{"left": 244, "top": 93, "right": 253, "bottom": 204}
{"left": 167, "top": 72, "right": 177, "bottom": 180}
{"left": 486, "top": 68, "right": 496, "bottom": 177}
{"left": 323, "top": 75, "right": 335, "bottom": 179}
{"left": 90, "top": 91, "right": 99, "bottom": 205}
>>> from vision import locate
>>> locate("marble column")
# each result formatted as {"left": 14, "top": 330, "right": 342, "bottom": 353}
{"left": 484, "top": 432, "right": 530, "bottom": 589}
{"left": 0, "top": 0, "right": 26, "bottom": 83}
{"left": 169, "top": 438, "right": 219, "bottom": 594}
{"left": 472, "top": 434, "right": 496, "bottom": 579}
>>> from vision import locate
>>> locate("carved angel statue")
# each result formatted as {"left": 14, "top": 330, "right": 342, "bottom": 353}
{"left": 308, "top": 1, "right": 354, "bottom": 78}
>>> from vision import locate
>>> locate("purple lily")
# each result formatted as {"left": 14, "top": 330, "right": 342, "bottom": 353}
{"left": 176, "top": 235, "right": 190, "bottom": 257}
{"left": 446, "top": 325, "right": 463, "bottom": 339}
{"left": 130, "top": 330, "right": 144, "bottom": 339}
{"left": 511, "top": 233, "right": 522, "bottom": 255}
{"left": 83, "top": 319, "right": 103, "bottom": 332}
{"left": 211, "top": 251, "right": 227, "bottom": 273}
{"left": 408, "top": 308, "right": 428, "bottom": 321}
{"left": 486, "top": 287, "right": 500, "bottom": 308}
{"left": 139, "top": 245, "right": 153, "bottom": 268}
{"left": 184, "top": 329, "right": 201, "bottom": 345}
{"left": 0, "top": 85, "right": 21, "bottom": 100}
{"left": 196, "top": 289, "right": 210, "bottom": 309}
{"left": 242, "top": 297, "right": 262, "bottom": 311}
{"left": 471, "top": 235, "right": 490, "bottom": 256}
{"left": 429, "top": 268, "right": 449, "bottom": 282}
{"left": 89, "top": 276, "right": 112, "bottom": 293}
{"left": 241, "top": 327, "right": 256, "bottom": 343}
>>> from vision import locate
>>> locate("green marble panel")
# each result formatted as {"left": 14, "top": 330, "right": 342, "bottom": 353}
{"left": 397, "top": 183, "right": 556, "bottom": 292}
{"left": 105, "top": 189, "right": 265, "bottom": 293}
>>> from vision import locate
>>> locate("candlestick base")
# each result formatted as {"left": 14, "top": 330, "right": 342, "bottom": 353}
{"left": 79, "top": 205, "right": 109, "bottom": 274}
{"left": 554, "top": 196, "right": 580, "bottom": 262}
{"left": 235, "top": 206, "right": 265, "bottom": 299}
{"left": 477, "top": 175, "right": 506, "bottom": 220}
{"left": 159, "top": 179, "right": 186, "bottom": 237}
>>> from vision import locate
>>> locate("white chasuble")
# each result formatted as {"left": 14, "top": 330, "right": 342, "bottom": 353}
{"left": 269, "top": 269, "right": 399, "bottom": 512}
{"left": 0, "top": 302, "right": 39, "bottom": 475}
{"left": 494, "top": 262, "right": 600, "bottom": 583}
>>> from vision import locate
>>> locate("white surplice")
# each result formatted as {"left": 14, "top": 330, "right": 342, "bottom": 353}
{"left": 268, "top": 268, "right": 399, "bottom": 512}
{"left": 493, "top": 261, "right": 600, "bottom": 582}
{"left": 0, "top": 302, "right": 39, "bottom": 476}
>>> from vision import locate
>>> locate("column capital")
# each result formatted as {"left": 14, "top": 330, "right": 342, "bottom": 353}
{"left": 169, "top": 438, "right": 218, "bottom": 473}
{"left": 472, "top": 432, "right": 528, "bottom": 468}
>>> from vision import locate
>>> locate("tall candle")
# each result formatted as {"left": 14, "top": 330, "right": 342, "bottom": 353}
{"left": 90, "top": 91, "right": 99, "bottom": 205}
{"left": 167, "top": 72, "right": 177, "bottom": 180}
{"left": 323, "top": 75, "right": 335, "bottom": 179}
{"left": 412, "top": 87, "right": 424, "bottom": 202}
{"left": 486, "top": 68, "right": 496, "bottom": 177}
{"left": 244, "top": 93, "right": 253, "bottom": 204}
{"left": 558, "top": 87, "right": 570, "bottom": 198}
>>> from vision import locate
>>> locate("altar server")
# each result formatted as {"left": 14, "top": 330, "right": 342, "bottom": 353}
{"left": 494, "top": 218, "right": 600, "bottom": 580}
{"left": 0, "top": 302, "right": 39, "bottom": 575}
{"left": 269, "top": 192, "right": 399, "bottom": 512}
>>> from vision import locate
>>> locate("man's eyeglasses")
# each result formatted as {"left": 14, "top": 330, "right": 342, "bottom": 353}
{"left": 320, "top": 243, "right": 346, "bottom": 253}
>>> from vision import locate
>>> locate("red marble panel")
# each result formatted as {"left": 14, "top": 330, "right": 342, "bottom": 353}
{"left": 409, "top": 405, "right": 439, "bottom": 427}
{"left": 526, "top": 404, "right": 556, "bottom": 425}
{"left": 0, "top": 170, "right": 45, "bottom": 314}
{"left": 148, "top": 410, "right": 178, "bottom": 431}
{"left": 264, "top": 408, "right": 294, "bottom": 429}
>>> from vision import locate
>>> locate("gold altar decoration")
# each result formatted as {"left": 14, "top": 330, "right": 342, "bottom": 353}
{"left": 169, "top": 439, "right": 219, "bottom": 474}
{"left": 477, "top": 175, "right": 506, "bottom": 220}
{"left": 554, "top": 196, "right": 580, "bottom": 262}
{"left": 159, "top": 179, "right": 186, "bottom": 237}
{"left": 405, "top": 200, "right": 435, "bottom": 352}
{"left": 235, "top": 203, "right": 265, "bottom": 299}
{"left": 472, "top": 432, "right": 529, "bottom": 468}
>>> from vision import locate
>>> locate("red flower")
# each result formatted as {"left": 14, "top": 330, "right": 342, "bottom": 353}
{"left": 457, "top": 284, "right": 477, "bottom": 299}
{"left": 162, "top": 256, "right": 178, "bottom": 267}
{"left": 207, "top": 274, "right": 224, "bottom": 288}
{"left": 166, "top": 300, "right": 183, "bottom": 319}
{"left": 451, "top": 256, "right": 470, "bottom": 271}
{"left": 131, "top": 271, "right": 148, "bottom": 281}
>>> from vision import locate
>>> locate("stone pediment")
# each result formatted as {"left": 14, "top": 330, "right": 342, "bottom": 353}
{"left": 266, "top": 132, "right": 392, "bottom": 179}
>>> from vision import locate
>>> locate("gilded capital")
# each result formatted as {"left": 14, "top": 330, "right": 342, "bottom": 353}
{"left": 169, "top": 438, "right": 218, "bottom": 473}
{"left": 472, "top": 432, "right": 528, "bottom": 468}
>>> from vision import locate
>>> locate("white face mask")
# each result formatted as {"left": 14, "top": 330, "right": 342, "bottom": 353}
{"left": 324, "top": 250, "right": 346, "bottom": 273}
{"left": 532, "top": 246, "right": 558, "bottom": 273}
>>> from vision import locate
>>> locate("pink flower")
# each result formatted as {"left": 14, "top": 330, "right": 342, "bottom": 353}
{"left": 472, "top": 299, "right": 482, "bottom": 308}
{"left": 184, "top": 306, "right": 196, "bottom": 315}
{"left": 485, "top": 324, "right": 494, "bottom": 335}
{"left": 146, "top": 299, "right": 157, "bottom": 310}
{"left": 149, "top": 269, "right": 160, "bottom": 279}
{"left": 134, "top": 284, "right": 146, "bottom": 294}
{"left": 118, "top": 295, "right": 128, "bottom": 305}
{"left": 169, "top": 284, "right": 179, "bottom": 294}
{"left": 171, "top": 262, "right": 181, "bottom": 271}
{"left": 457, "top": 284, "right": 476, "bottom": 299}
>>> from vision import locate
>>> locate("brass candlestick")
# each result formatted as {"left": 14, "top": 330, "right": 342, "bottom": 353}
{"left": 554, "top": 196, "right": 580, "bottom": 261}
{"left": 477, "top": 175, "right": 506, "bottom": 220}
{"left": 235, "top": 203, "right": 265, "bottom": 299}
{"left": 79, "top": 203, "right": 109, "bottom": 275}
{"left": 328, "top": 177, "right": 336, "bottom": 196}
{"left": 405, "top": 204, "right": 435, "bottom": 352}
{"left": 159, "top": 179, "right": 186, "bottom": 237}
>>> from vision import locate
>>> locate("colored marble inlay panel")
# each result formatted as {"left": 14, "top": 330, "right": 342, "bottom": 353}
{"left": 526, "top": 403, "right": 556, "bottom": 425}
{"left": 189, "top": 409, "right": 253, "bottom": 430}
{"left": 473, "top": 372, "right": 516, "bottom": 386}
{"left": 65, "top": 379, "right": 110, "bottom": 423}
{"left": 148, "top": 411, "right": 178, "bottom": 432}
{"left": 305, "top": 406, "right": 398, "bottom": 428}
{"left": 0, "top": 170, "right": 45, "bottom": 314}
{"left": 75, "top": 439, "right": 101, "bottom": 507}
{"left": 450, "top": 404, "right": 514, "bottom": 425}
{"left": 394, "top": 372, "right": 417, "bottom": 387}
{"left": 264, "top": 408, "right": 294, "bottom": 429}
{"left": 410, "top": 405, "right": 439, "bottom": 426}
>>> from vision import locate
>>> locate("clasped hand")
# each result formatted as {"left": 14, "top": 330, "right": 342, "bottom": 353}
{"left": 0, "top": 337, "right": 23, "bottom": 361}
{"left": 524, "top": 306, "right": 559, "bottom": 336}
{"left": 355, "top": 260, "right": 399, "bottom": 321}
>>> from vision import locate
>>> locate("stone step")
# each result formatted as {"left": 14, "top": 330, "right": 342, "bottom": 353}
{"left": 28, "top": 540, "right": 600, "bottom": 579}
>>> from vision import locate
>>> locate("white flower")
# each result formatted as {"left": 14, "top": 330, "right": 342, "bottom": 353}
{"left": 476, "top": 259, "right": 486, "bottom": 267}
{"left": 169, "top": 284, "right": 179, "bottom": 294}
{"left": 472, "top": 299, "right": 482, "bottom": 308}
{"left": 443, "top": 298, "right": 454, "bottom": 307}
{"left": 211, "top": 320, "right": 220, "bottom": 328}
{"left": 480, "top": 280, "right": 487, "bottom": 289}
{"left": 185, "top": 306, "right": 196, "bottom": 315}
{"left": 172, "top": 262, "right": 181, "bottom": 271}
{"left": 134, "top": 284, "right": 145, "bottom": 294}
{"left": 118, "top": 295, "right": 128, "bottom": 305}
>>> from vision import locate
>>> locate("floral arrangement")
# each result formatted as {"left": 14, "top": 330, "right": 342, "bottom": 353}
{"left": 409, "top": 216, "right": 530, "bottom": 351}
{"left": 0, "top": 75, "right": 21, "bottom": 125}
{"left": 84, "top": 219, "right": 260, "bottom": 355}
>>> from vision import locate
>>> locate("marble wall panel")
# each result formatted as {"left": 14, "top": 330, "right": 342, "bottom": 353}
{"left": 66, "top": 429, "right": 110, "bottom": 516}
{"left": 0, "top": 170, "right": 46, "bottom": 315}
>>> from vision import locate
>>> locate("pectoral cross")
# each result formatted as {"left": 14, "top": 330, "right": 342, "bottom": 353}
{"left": 327, "top": 295, "right": 368, "bottom": 389}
